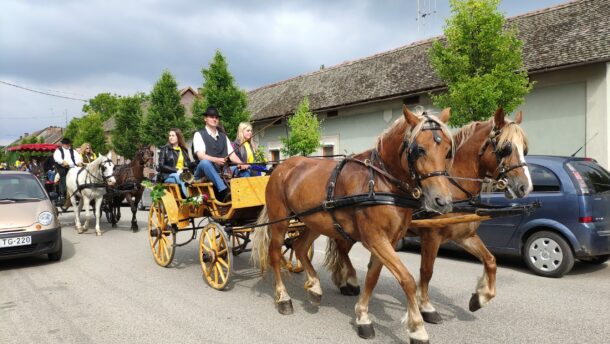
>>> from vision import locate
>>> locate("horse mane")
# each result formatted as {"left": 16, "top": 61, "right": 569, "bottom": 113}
{"left": 376, "top": 109, "right": 455, "bottom": 161}
{"left": 453, "top": 119, "right": 491, "bottom": 150}
{"left": 497, "top": 117, "right": 529, "bottom": 152}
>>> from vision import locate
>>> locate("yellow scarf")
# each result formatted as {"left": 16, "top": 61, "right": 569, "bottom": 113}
{"left": 244, "top": 142, "right": 254, "bottom": 163}
{"left": 174, "top": 147, "right": 184, "bottom": 170}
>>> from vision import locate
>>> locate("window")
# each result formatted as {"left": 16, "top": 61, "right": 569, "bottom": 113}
{"left": 568, "top": 160, "right": 610, "bottom": 194}
{"left": 270, "top": 150, "right": 280, "bottom": 163}
{"left": 530, "top": 165, "right": 561, "bottom": 192}
{"left": 323, "top": 145, "right": 334, "bottom": 158}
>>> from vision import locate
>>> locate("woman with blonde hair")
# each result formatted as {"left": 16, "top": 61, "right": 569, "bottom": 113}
{"left": 80, "top": 143, "right": 97, "bottom": 165}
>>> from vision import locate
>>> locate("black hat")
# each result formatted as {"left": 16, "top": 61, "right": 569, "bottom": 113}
{"left": 204, "top": 106, "right": 220, "bottom": 118}
{"left": 60, "top": 137, "right": 72, "bottom": 145}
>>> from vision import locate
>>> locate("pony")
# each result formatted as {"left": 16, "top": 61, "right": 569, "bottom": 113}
{"left": 66, "top": 153, "right": 117, "bottom": 236}
{"left": 253, "top": 106, "right": 455, "bottom": 344}
{"left": 324, "top": 108, "right": 532, "bottom": 325}
{"left": 105, "top": 146, "right": 153, "bottom": 231}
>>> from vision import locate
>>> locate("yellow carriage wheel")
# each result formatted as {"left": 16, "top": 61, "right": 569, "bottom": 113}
{"left": 281, "top": 230, "right": 314, "bottom": 273}
{"left": 199, "top": 222, "right": 233, "bottom": 290}
{"left": 147, "top": 202, "right": 176, "bottom": 267}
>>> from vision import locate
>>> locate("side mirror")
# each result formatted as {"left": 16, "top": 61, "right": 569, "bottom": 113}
{"left": 48, "top": 192, "right": 59, "bottom": 201}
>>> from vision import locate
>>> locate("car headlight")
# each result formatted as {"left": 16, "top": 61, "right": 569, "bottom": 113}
{"left": 38, "top": 211, "right": 54, "bottom": 226}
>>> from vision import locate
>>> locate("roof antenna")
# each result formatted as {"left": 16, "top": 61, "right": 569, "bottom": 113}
{"left": 417, "top": 0, "right": 437, "bottom": 34}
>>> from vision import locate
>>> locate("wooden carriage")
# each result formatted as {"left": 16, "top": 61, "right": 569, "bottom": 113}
{"left": 147, "top": 175, "right": 311, "bottom": 290}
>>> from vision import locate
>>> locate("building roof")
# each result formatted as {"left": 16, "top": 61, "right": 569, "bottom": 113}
{"left": 247, "top": 0, "right": 610, "bottom": 121}
{"left": 6, "top": 126, "right": 64, "bottom": 147}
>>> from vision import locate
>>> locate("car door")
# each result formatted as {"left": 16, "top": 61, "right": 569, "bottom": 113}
{"left": 477, "top": 164, "right": 563, "bottom": 250}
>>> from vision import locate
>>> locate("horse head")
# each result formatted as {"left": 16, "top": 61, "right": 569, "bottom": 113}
{"left": 400, "top": 105, "right": 454, "bottom": 214}
{"left": 478, "top": 109, "right": 532, "bottom": 199}
{"left": 136, "top": 145, "right": 154, "bottom": 168}
{"left": 99, "top": 152, "right": 117, "bottom": 186}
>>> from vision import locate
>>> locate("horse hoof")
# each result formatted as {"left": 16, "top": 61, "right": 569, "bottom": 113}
{"left": 422, "top": 310, "right": 443, "bottom": 324}
{"left": 469, "top": 293, "right": 482, "bottom": 312}
{"left": 307, "top": 290, "right": 322, "bottom": 306}
{"left": 339, "top": 284, "right": 360, "bottom": 296}
{"left": 357, "top": 324, "right": 375, "bottom": 339}
{"left": 96, "top": 232, "right": 102, "bottom": 237}
{"left": 277, "top": 300, "right": 293, "bottom": 315}
{"left": 132, "top": 227, "right": 139, "bottom": 233}
{"left": 409, "top": 338, "right": 429, "bottom": 344}
{"left": 112, "top": 224, "right": 118, "bottom": 228}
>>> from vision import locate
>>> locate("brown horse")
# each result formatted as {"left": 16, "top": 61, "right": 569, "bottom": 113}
{"left": 325, "top": 109, "right": 532, "bottom": 325}
{"left": 106, "top": 146, "right": 154, "bottom": 231}
{"left": 253, "top": 106, "right": 454, "bottom": 344}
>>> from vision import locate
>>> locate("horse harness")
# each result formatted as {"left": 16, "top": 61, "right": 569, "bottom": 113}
{"left": 310, "top": 115, "right": 452, "bottom": 244}
{"left": 75, "top": 158, "right": 114, "bottom": 192}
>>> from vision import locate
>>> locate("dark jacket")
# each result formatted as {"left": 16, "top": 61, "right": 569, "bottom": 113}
{"left": 157, "top": 144, "right": 193, "bottom": 181}
{"left": 232, "top": 139, "right": 256, "bottom": 163}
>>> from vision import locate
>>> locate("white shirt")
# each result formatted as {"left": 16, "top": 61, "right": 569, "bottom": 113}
{"left": 53, "top": 147, "right": 82, "bottom": 167}
{"left": 192, "top": 126, "right": 234, "bottom": 157}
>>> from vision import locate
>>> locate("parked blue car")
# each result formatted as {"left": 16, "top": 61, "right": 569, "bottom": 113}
{"left": 404, "top": 156, "right": 610, "bottom": 278}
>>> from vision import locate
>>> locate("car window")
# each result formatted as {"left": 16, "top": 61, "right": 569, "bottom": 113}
{"left": 530, "top": 164, "right": 561, "bottom": 192}
{"left": 0, "top": 175, "right": 47, "bottom": 200}
{"left": 568, "top": 160, "right": 610, "bottom": 194}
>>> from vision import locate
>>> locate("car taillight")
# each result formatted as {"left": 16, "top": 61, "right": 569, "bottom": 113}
{"left": 566, "top": 162, "right": 591, "bottom": 194}
{"left": 579, "top": 216, "right": 593, "bottom": 223}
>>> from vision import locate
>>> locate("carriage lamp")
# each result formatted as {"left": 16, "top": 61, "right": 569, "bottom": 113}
{"left": 38, "top": 211, "right": 54, "bottom": 226}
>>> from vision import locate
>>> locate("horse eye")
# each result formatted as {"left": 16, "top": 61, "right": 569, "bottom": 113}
{"left": 446, "top": 149, "right": 453, "bottom": 159}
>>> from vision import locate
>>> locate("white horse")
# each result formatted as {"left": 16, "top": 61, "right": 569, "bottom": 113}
{"left": 66, "top": 153, "right": 116, "bottom": 236}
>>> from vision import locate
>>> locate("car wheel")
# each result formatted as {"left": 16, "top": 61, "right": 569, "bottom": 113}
{"left": 523, "top": 231, "right": 574, "bottom": 278}
{"left": 48, "top": 240, "right": 63, "bottom": 261}
{"left": 579, "top": 254, "right": 610, "bottom": 265}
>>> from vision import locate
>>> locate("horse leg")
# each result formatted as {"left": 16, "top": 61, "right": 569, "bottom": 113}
{"left": 293, "top": 229, "right": 322, "bottom": 306}
{"left": 269, "top": 222, "right": 293, "bottom": 314}
{"left": 130, "top": 195, "right": 139, "bottom": 232}
{"left": 74, "top": 194, "right": 85, "bottom": 233}
{"left": 82, "top": 196, "right": 91, "bottom": 232}
{"left": 454, "top": 233, "right": 497, "bottom": 312}
{"left": 360, "top": 238, "right": 429, "bottom": 343}
{"left": 324, "top": 237, "right": 360, "bottom": 296}
{"left": 94, "top": 195, "right": 104, "bottom": 236}
{"left": 418, "top": 229, "right": 444, "bottom": 324}
{"left": 354, "top": 255, "right": 382, "bottom": 339}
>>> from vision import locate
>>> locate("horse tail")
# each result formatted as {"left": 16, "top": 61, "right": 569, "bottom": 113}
{"left": 251, "top": 205, "right": 271, "bottom": 274}
{"left": 323, "top": 237, "right": 345, "bottom": 288}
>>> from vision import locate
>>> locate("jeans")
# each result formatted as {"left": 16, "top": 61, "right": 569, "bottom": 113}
{"left": 194, "top": 160, "right": 227, "bottom": 192}
{"left": 230, "top": 166, "right": 251, "bottom": 178}
{"left": 164, "top": 172, "right": 189, "bottom": 197}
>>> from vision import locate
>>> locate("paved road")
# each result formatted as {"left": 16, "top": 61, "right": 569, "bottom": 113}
{"left": 1, "top": 208, "right": 609, "bottom": 344}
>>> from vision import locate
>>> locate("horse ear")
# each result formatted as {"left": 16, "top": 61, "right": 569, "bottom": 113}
{"left": 494, "top": 108, "right": 505, "bottom": 127}
{"left": 515, "top": 110, "right": 523, "bottom": 124}
{"left": 438, "top": 107, "right": 451, "bottom": 123}
{"left": 107, "top": 151, "right": 113, "bottom": 159}
{"left": 403, "top": 105, "right": 420, "bottom": 127}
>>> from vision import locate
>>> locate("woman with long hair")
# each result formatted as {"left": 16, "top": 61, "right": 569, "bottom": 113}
{"left": 231, "top": 122, "right": 255, "bottom": 177}
{"left": 80, "top": 143, "right": 97, "bottom": 165}
{"left": 158, "top": 128, "right": 192, "bottom": 197}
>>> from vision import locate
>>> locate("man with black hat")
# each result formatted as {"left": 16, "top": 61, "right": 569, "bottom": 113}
{"left": 53, "top": 137, "right": 82, "bottom": 200}
{"left": 192, "top": 106, "right": 247, "bottom": 202}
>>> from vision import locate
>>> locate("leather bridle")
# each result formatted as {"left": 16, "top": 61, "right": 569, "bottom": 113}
{"left": 400, "top": 114, "right": 453, "bottom": 189}
{"left": 478, "top": 122, "right": 528, "bottom": 181}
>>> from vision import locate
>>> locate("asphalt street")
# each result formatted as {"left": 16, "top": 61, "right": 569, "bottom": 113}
{"left": 1, "top": 208, "right": 609, "bottom": 344}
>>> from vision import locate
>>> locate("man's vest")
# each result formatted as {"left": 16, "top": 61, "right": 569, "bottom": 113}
{"left": 57, "top": 148, "right": 77, "bottom": 166}
{"left": 197, "top": 129, "right": 228, "bottom": 159}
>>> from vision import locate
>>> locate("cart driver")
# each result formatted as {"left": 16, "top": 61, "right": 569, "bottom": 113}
{"left": 192, "top": 106, "right": 247, "bottom": 202}
{"left": 53, "top": 137, "right": 82, "bottom": 200}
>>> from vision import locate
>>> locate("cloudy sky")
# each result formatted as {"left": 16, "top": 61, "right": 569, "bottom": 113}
{"left": 0, "top": 0, "right": 568, "bottom": 145}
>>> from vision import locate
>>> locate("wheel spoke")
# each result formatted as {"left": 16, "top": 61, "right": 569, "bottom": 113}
{"left": 217, "top": 256, "right": 229, "bottom": 268}
{"left": 216, "top": 262, "right": 226, "bottom": 282}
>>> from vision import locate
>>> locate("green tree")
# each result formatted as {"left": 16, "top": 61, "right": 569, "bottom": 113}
{"left": 429, "top": 0, "right": 533, "bottom": 126}
{"left": 63, "top": 117, "right": 83, "bottom": 144}
{"left": 194, "top": 50, "right": 250, "bottom": 140}
{"left": 112, "top": 94, "right": 145, "bottom": 159}
{"left": 83, "top": 93, "right": 121, "bottom": 121}
{"left": 143, "top": 70, "right": 190, "bottom": 147}
{"left": 280, "top": 97, "right": 321, "bottom": 156}
{"left": 76, "top": 113, "right": 107, "bottom": 153}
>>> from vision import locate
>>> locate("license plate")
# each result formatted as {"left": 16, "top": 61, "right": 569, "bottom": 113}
{"left": 0, "top": 236, "right": 32, "bottom": 248}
